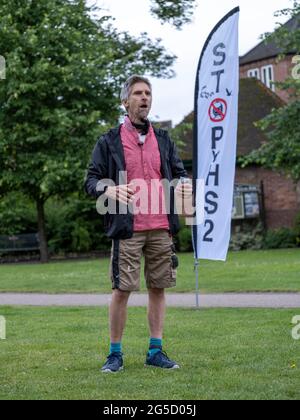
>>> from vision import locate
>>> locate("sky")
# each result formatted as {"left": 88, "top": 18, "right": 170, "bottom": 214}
{"left": 90, "top": 0, "right": 293, "bottom": 125}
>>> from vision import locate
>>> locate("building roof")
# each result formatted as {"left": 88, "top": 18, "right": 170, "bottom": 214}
{"left": 240, "top": 14, "right": 299, "bottom": 66}
{"left": 177, "top": 78, "right": 284, "bottom": 162}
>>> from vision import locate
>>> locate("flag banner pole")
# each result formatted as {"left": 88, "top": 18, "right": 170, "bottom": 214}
{"left": 194, "top": 258, "right": 200, "bottom": 308}
{"left": 192, "top": 7, "right": 240, "bottom": 272}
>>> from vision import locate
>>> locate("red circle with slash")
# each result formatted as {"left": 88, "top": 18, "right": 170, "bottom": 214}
{"left": 209, "top": 98, "right": 227, "bottom": 122}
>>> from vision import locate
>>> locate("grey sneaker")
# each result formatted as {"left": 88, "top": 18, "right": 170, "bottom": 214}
{"left": 101, "top": 353, "right": 123, "bottom": 373}
{"left": 145, "top": 350, "right": 180, "bottom": 369}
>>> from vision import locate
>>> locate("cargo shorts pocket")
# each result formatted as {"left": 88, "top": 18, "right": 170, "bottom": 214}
{"left": 170, "top": 243, "right": 178, "bottom": 280}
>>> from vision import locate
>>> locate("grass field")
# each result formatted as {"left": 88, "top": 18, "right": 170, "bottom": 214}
{"left": 0, "top": 249, "right": 299, "bottom": 293}
{"left": 0, "top": 306, "right": 299, "bottom": 400}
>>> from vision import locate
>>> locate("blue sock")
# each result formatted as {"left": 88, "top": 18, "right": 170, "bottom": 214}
{"left": 110, "top": 342, "right": 122, "bottom": 355}
{"left": 148, "top": 338, "right": 162, "bottom": 356}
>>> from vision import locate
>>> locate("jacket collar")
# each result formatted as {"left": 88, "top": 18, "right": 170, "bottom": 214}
{"left": 105, "top": 125, "right": 168, "bottom": 172}
{"left": 105, "top": 125, "right": 126, "bottom": 170}
{"left": 154, "top": 128, "right": 168, "bottom": 160}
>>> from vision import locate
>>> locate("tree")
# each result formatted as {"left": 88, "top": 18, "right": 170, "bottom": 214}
{"left": 242, "top": 1, "right": 300, "bottom": 181}
{"left": 0, "top": 0, "right": 181, "bottom": 262}
{"left": 150, "top": 0, "right": 197, "bottom": 29}
{"left": 169, "top": 122, "right": 192, "bottom": 153}
{"left": 0, "top": 0, "right": 197, "bottom": 262}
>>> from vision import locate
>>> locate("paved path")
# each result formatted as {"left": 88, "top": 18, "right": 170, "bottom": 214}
{"left": 0, "top": 293, "right": 299, "bottom": 308}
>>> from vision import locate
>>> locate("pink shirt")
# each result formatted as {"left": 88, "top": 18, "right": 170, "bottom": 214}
{"left": 120, "top": 117, "right": 169, "bottom": 232}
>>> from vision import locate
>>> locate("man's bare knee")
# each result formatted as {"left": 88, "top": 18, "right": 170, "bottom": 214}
{"left": 148, "top": 288, "right": 165, "bottom": 296}
{"left": 112, "top": 289, "right": 131, "bottom": 303}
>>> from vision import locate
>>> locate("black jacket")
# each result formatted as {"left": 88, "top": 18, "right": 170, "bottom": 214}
{"left": 84, "top": 125, "right": 188, "bottom": 239}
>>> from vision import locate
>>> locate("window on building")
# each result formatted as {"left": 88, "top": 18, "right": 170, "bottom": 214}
{"left": 247, "top": 68, "right": 260, "bottom": 80}
{"left": 261, "top": 65, "right": 275, "bottom": 92}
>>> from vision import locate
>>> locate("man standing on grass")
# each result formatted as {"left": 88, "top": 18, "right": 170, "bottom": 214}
{"left": 85, "top": 75, "right": 192, "bottom": 372}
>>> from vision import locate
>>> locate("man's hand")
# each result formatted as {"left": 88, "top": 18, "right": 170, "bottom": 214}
{"left": 175, "top": 180, "right": 193, "bottom": 198}
{"left": 104, "top": 184, "right": 135, "bottom": 205}
{"left": 175, "top": 179, "right": 194, "bottom": 218}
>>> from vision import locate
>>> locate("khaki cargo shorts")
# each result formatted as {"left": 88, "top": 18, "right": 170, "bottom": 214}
{"left": 109, "top": 229, "right": 178, "bottom": 292}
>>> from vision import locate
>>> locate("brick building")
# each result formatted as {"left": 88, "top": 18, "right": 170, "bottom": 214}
{"left": 177, "top": 14, "right": 300, "bottom": 229}
{"left": 239, "top": 14, "right": 298, "bottom": 103}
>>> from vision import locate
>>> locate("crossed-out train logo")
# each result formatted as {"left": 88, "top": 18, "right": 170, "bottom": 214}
{"left": 0, "top": 55, "right": 6, "bottom": 79}
{"left": 208, "top": 98, "right": 227, "bottom": 123}
{"left": 0, "top": 316, "right": 6, "bottom": 340}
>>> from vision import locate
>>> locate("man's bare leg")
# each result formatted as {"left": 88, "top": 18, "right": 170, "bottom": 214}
{"left": 101, "top": 289, "right": 130, "bottom": 372}
{"left": 147, "top": 288, "right": 165, "bottom": 339}
{"left": 109, "top": 289, "right": 131, "bottom": 343}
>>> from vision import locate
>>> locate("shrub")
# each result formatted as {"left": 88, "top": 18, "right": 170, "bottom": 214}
{"left": 230, "top": 222, "right": 264, "bottom": 251}
{"left": 46, "top": 195, "right": 111, "bottom": 254}
{"left": 0, "top": 193, "right": 37, "bottom": 235}
{"left": 175, "top": 218, "right": 193, "bottom": 252}
{"left": 263, "top": 228, "right": 298, "bottom": 249}
{"left": 0, "top": 192, "right": 111, "bottom": 255}
{"left": 71, "top": 224, "right": 92, "bottom": 253}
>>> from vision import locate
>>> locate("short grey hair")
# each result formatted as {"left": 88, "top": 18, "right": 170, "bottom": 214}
{"left": 120, "top": 75, "right": 152, "bottom": 102}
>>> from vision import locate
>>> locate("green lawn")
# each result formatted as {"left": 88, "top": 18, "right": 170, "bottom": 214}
{"left": 0, "top": 249, "right": 299, "bottom": 293}
{"left": 0, "top": 306, "right": 299, "bottom": 400}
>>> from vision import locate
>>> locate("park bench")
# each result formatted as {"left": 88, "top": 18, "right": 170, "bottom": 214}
{"left": 0, "top": 233, "right": 40, "bottom": 254}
